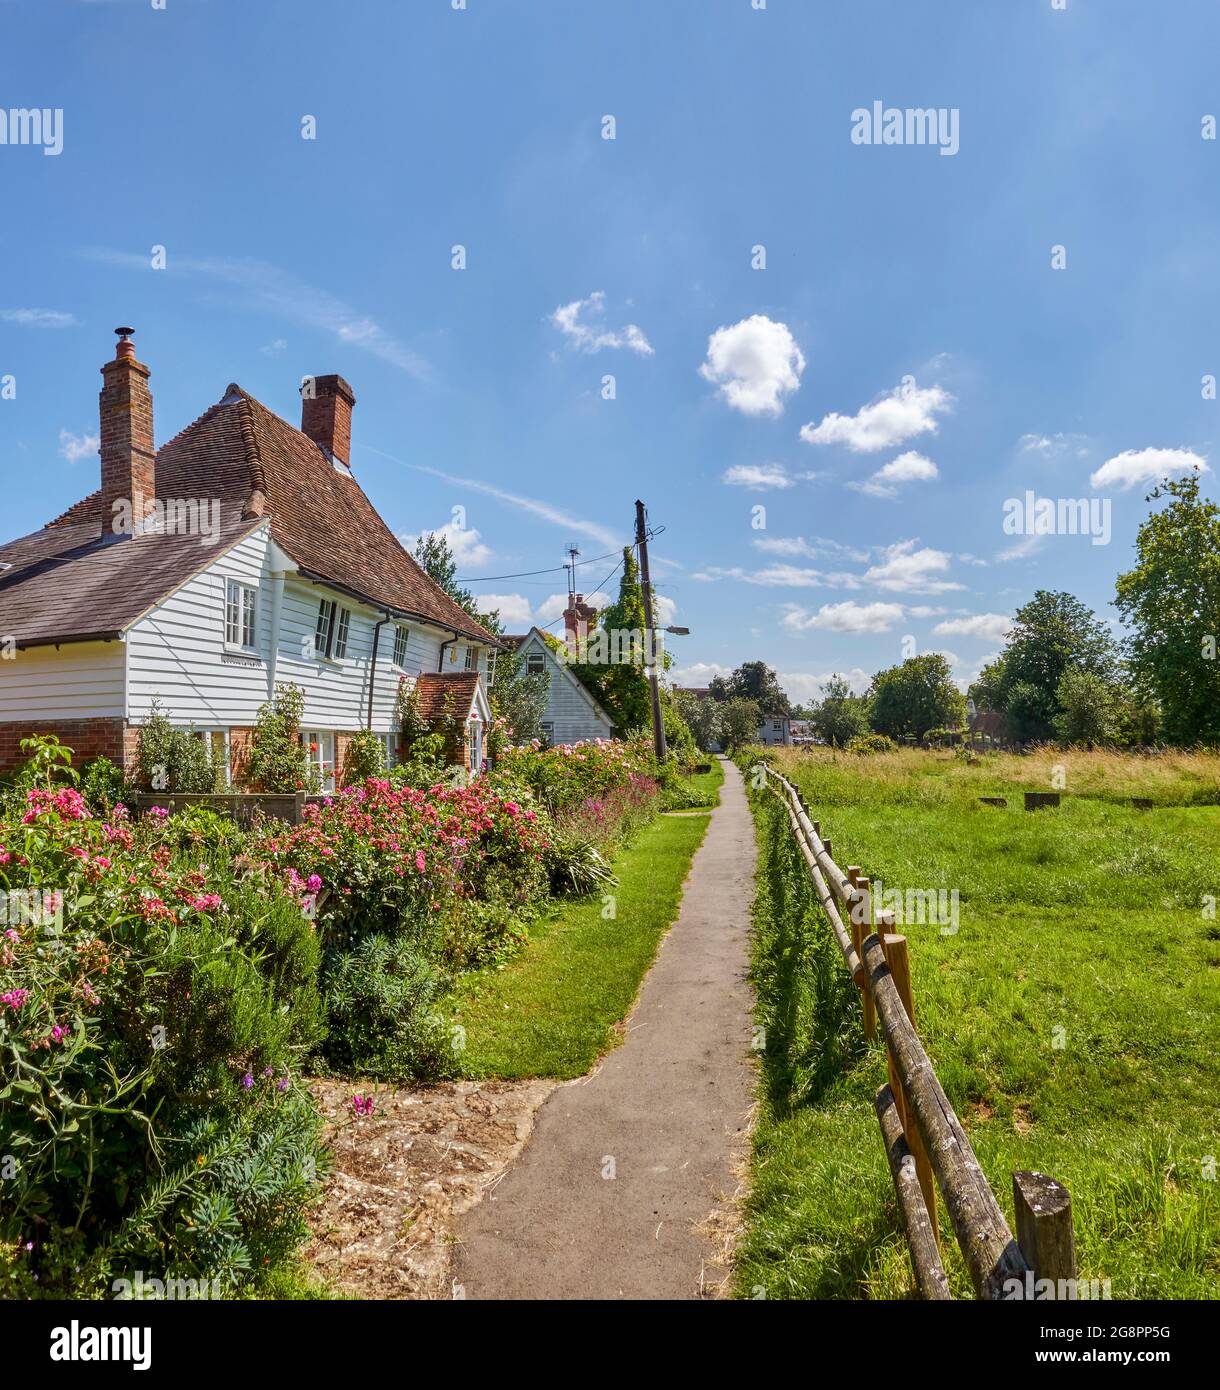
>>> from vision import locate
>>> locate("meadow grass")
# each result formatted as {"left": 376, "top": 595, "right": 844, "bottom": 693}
{"left": 445, "top": 787, "right": 714, "bottom": 1080}
{"left": 735, "top": 746, "right": 1220, "bottom": 1300}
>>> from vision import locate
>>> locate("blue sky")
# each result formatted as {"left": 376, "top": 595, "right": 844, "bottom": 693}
{"left": 1, "top": 0, "right": 1218, "bottom": 705}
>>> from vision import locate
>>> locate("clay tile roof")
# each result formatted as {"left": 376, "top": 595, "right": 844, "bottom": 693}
{"left": 412, "top": 671, "right": 481, "bottom": 723}
{"left": 1, "top": 384, "right": 502, "bottom": 648}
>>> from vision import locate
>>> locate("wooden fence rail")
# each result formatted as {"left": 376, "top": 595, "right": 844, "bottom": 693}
{"left": 759, "top": 761, "right": 1075, "bottom": 1300}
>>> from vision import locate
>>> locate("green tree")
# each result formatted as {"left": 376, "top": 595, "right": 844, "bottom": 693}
{"left": 571, "top": 547, "right": 653, "bottom": 733}
{"left": 674, "top": 689, "right": 722, "bottom": 752}
{"left": 981, "top": 590, "right": 1119, "bottom": 739}
{"left": 708, "top": 661, "right": 792, "bottom": 716}
{"left": 1115, "top": 473, "right": 1220, "bottom": 744}
{"left": 1053, "top": 668, "right": 1120, "bottom": 746}
{"left": 811, "top": 674, "right": 869, "bottom": 747}
{"left": 719, "top": 697, "right": 762, "bottom": 751}
{"left": 412, "top": 531, "right": 499, "bottom": 634}
{"left": 488, "top": 644, "right": 549, "bottom": 747}
{"left": 869, "top": 654, "right": 965, "bottom": 740}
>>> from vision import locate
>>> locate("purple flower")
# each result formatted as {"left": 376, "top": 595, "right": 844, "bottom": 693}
{"left": 277, "top": 1077, "right": 289, "bottom": 1092}
{"left": 241, "top": 1072, "right": 254, "bottom": 1089}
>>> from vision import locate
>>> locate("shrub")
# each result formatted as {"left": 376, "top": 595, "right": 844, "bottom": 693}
{"left": 324, "top": 934, "right": 455, "bottom": 1081}
{"left": 847, "top": 732, "right": 897, "bottom": 755}
{"left": 80, "top": 755, "right": 128, "bottom": 813}
{"left": 134, "top": 700, "right": 218, "bottom": 793}
{"left": 246, "top": 683, "right": 311, "bottom": 793}
{"left": 543, "top": 832, "right": 617, "bottom": 896}
{"left": 343, "top": 730, "right": 386, "bottom": 784}
{"left": 0, "top": 783, "right": 328, "bottom": 1298}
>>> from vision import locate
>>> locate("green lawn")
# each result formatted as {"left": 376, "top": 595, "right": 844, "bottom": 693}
{"left": 735, "top": 746, "right": 1220, "bottom": 1300}
{"left": 445, "top": 785, "right": 715, "bottom": 1079}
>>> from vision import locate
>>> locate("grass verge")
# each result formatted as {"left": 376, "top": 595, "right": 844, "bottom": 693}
{"left": 734, "top": 746, "right": 1220, "bottom": 1300}
{"left": 446, "top": 803, "right": 713, "bottom": 1079}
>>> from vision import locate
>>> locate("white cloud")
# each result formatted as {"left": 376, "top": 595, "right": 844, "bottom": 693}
{"left": 259, "top": 338, "right": 288, "bottom": 357}
{"left": 780, "top": 669, "right": 872, "bottom": 702}
{"left": 667, "top": 662, "right": 732, "bottom": 688}
{"left": 83, "top": 248, "right": 429, "bottom": 378}
{"left": 699, "top": 314, "right": 805, "bottom": 417}
{"left": 722, "top": 463, "right": 794, "bottom": 490}
{"left": 801, "top": 381, "right": 953, "bottom": 453}
{"left": 933, "top": 613, "right": 1012, "bottom": 642}
{"left": 551, "top": 291, "right": 654, "bottom": 356}
{"left": 387, "top": 459, "right": 622, "bottom": 550}
{"left": 753, "top": 535, "right": 871, "bottom": 562}
{"left": 1089, "top": 447, "right": 1209, "bottom": 492}
{"left": 1, "top": 308, "right": 76, "bottom": 328}
{"left": 693, "top": 565, "right": 860, "bottom": 589}
{"left": 1019, "top": 431, "right": 1090, "bottom": 458}
{"left": 995, "top": 534, "right": 1044, "bottom": 563}
{"left": 58, "top": 429, "right": 98, "bottom": 463}
{"left": 782, "top": 600, "right": 907, "bottom": 634}
{"left": 476, "top": 593, "right": 532, "bottom": 628}
{"left": 847, "top": 450, "right": 939, "bottom": 499}
{"left": 405, "top": 519, "right": 492, "bottom": 569}
{"left": 863, "top": 540, "right": 963, "bottom": 594}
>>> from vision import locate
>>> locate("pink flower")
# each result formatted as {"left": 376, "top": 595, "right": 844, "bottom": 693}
{"left": 190, "top": 894, "right": 222, "bottom": 912}
{"left": 1, "top": 989, "right": 29, "bottom": 1010}
{"left": 352, "top": 1093, "right": 376, "bottom": 1117}
{"left": 149, "top": 806, "right": 169, "bottom": 819}
{"left": 306, "top": 874, "right": 322, "bottom": 893}
{"left": 414, "top": 850, "right": 426, "bottom": 873}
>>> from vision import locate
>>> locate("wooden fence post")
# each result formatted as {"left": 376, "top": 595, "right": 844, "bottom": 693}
{"left": 1013, "top": 1172, "right": 1076, "bottom": 1289}
{"left": 879, "top": 919, "right": 939, "bottom": 1246}
{"left": 856, "top": 875, "right": 876, "bottom": 1040}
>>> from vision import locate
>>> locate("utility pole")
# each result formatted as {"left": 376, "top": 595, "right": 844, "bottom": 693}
{"left": 635, "top": 498, "right": 667, "bottom": 763}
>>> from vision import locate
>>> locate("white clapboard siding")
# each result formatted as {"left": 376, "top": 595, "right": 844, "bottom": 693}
{"left": 126, "top": 528, "right": 275, "bottom": 726}
{"left": 518, "top": 633, "right": 614, "bottom": 745}
{"left": 0, "top": 640, "right": 125, "bottom": 718}
{"left": 127, "top": 529, "right": 479, "bottom": 734}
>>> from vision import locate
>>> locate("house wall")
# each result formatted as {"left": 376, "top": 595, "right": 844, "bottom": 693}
{"left": 125, "top": 528, "right": 481, "bottom": 736}
{"left": 0, "top": 640, "right": 126, "bottom": 720}
{"left": 518, "top": 634, "right": 615, "bottom": 745}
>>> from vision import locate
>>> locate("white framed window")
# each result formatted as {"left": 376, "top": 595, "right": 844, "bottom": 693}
{"left": 464, "top": 646, "right": 477, "bottom": 672}
{"left": 378, "top": 732, "right": 397, "bottom": 769}
{"left": 225, "top": 578, "right": 257, "bottom": 650}
{"left": 300, "top": 730, "right": 336, "bottom": 788}
{"left": 526, "top": 651, "right": 545, "bottom": 677}
{"left": 333, "top": 606, "right": 351, "bottom": 659}
{"left": 314, "top": 599, "right": 332, "bottom": 656}
{"left": 314, "top": 598, "right": 351, "bottom": 660}
{"left": 392, "top": 624, "right": 410, "bottom": 669}
{"left": 540, "top": 721, "right": 554, "bottom": 745}
{"left": 194, "top": 728, "right": 231, "bottom": 787}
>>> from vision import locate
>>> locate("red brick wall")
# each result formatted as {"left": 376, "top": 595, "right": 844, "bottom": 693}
{"left": 0, "top": 718, "right": 128, "bottom": 775}
{"left": 99, "top": 346, "right": 156, "bottom": 537}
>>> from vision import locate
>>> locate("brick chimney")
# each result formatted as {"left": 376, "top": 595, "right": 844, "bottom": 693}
{"left": 99, "top": 327, "right": 155, "bottom": 539}
{"left": 300, "top": 373, "right": 356, "bottom": 467}
{"left": 563, "top": 593, "right": 597, "bottom": 651}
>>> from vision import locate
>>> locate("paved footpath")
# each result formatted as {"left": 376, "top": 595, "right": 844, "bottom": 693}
{"left": 454, "top": 757, "right": 758, "bottom": 1300}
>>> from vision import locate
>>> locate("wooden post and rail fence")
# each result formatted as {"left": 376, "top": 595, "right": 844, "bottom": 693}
{"left": 759, "top": 760, "right": 1078, "bottom": 1301}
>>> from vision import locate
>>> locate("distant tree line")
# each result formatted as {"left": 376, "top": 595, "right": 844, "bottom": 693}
{"left": 677, "top": 473, "right": 1220, "bottom": 752}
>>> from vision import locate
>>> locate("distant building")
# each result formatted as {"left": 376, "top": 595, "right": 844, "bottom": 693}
{"left": 504, "top": 595, "right": 614, "bottom": 746}
{"left": 756, "top": 713, "right": 791, "bottom": 746}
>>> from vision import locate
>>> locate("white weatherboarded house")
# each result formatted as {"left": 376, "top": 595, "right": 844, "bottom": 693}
{"left": 512, "top": 627, "right": 614, "bottom": 747}
{"left": 0, "top": 330, "right": 503, "bottom": 784}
